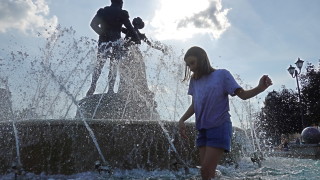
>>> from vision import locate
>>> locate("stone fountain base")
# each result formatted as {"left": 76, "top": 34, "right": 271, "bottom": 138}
{"left": 0, "top": 119, "right": 242, "bottom": 175}
{"left": 76, "top": 92, "right": 159, "bottom": 120}
{"left": 268, "top": 144, "right": 320, "bottom": 159}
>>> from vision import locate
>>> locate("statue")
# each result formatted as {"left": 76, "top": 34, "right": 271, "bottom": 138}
{"left": 86, "top": 0, "right": 140, "bottom": 96}
{"left": 79, "top": 13, "right": 163, "bottom": 120}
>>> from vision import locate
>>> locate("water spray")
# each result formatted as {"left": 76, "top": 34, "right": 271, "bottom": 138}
{"left": 39, "top": 62, "right": 111, "bottom": 172}
{"left": 0, "top": 77, "right": 23, "bottom": 176}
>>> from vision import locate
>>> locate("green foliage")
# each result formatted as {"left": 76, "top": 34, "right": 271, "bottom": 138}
{"left": 259, "top": 61, "right": 320, "bottom": 138}
{"left": 259, "top": 89, "right": 302, "bottom": 137}
{"left": 300, "top": 62, "right": 320, "bottom": 126}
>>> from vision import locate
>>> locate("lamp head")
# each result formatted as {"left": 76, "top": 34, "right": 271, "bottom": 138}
{"left": 295, "top": 58, "right": 304, "bottom": 70}
{"left": 287, "top": 65, "right": 295, "bottom": 77}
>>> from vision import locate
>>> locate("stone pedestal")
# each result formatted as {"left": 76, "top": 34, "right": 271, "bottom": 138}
{"left": 268, "top": 144, "right": 320, "bottom": 159}
{"left": 290, "top": 144, "right": 320, "bottom": 159}
{"left": 76, "top": 92, "right": 158, "bottom": 120}
{"left": 77, "top": 46, "right": 159, "bottom": 120}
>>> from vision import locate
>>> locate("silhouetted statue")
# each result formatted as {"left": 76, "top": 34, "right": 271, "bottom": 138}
{"left": 121, "top": 17, "right": 166, "bottom": 52}
{"left": 86, "top": 0, "right": 140, "bottom": 96}
{"left": 117, "top": 17, "right": 166, "bottom": 108}
{"left": 79, "top": 16, "right": 162, "bottom": 120}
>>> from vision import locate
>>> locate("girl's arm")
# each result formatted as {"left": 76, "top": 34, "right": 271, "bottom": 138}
{"left": 179, "top": 99, "right": 195, "bottom": 122}
{"left": 236, "top": 75, "right": 272, "bottom": 100}
{"left": 179, "top": 99, "right": 195, "bottom": 139}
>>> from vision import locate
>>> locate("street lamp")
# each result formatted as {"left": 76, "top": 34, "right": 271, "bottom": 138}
{"left": 287, "top": 58, "right": 304, "bottom": 128}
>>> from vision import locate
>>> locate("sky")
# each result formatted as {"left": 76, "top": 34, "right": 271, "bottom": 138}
{"left": 0, "top": 0, "right": 319, "bottom": 126}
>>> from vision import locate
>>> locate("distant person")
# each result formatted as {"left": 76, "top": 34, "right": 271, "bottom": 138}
{"left": 275, "top": 134, "right": 289, "bottom": 151}
{"left": 86, "top": 0, "right": 140, "bottom": 96}
{"left": 178, "top": 46, "right": 272, "bottom": 180}
{"left": 121, "top": 17, "right": 166, "bottom": 53}
{"left": 295, "top": 137, "right": 301, "bottom": 145}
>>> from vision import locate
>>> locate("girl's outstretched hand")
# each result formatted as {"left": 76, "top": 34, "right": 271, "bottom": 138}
{"left": 179, "top": 120, "right": 188, "bottom": 139}
{"left": 258, "top": 75, "right": 273, "bottom": 91}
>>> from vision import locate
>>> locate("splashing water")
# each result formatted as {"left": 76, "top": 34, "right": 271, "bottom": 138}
{"left": 230, "top": 75, "right": 265, "bottom": 155}
{"left": 1, "top": 26, "right": 319, "bottom": 179}
{"left": 0, "top": 25, "right": 188, "bottom": 121}
{"left": 0, "top": 78, "right": 22, "bottom": 171}
{"left": 39, "top": 61, "right": 107, "bottom": 166}
{"left": 0, "top": 157, "right": 319, "bottom": 179}
{"left": 0, "top": 26, "right": 190, "bottom": 176}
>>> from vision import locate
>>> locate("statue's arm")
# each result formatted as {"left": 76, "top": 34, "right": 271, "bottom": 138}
{"left": 121, "top": 27, "right": 128, "bottom": 35}
{"left": 122, "top": 11, "right": 140, "bottom": 43}
{"left": 142, "top": 34, "right": 165, "bottom": 52}
{"left": 90, "top": 10, "right": 104, "bottom": 36}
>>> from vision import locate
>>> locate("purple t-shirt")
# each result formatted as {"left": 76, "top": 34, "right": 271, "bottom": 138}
{"left": 188, "top": 69, "right": 242, "bottom": 130}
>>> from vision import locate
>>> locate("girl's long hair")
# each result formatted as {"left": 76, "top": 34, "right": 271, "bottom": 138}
{"left": 183, "top": 46, "right": 214, "bottom": 81}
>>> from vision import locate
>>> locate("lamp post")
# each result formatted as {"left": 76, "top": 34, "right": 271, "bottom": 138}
{"left": 287, "top": 58, "right": 304, "bottom": 128}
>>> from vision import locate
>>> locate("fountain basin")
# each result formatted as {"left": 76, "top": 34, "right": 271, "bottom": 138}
{"left": 0, "top": 119, "right": 243, "bottom": 175}
{"left": 269, "top": 144, "right": 320, "bottom": 159}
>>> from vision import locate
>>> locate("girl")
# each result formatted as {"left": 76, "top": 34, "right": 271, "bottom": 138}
{"left": 178, "top": 46, "right": 272, "bottom": 180}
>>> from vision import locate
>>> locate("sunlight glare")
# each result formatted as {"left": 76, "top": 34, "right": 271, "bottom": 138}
{"left": 150, "top": 0, "right": 230, "bottom": 40}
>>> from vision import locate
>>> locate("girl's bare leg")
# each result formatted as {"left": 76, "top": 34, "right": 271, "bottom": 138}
{"left": 199, "top": 146, "right": 224, "bottom": 180}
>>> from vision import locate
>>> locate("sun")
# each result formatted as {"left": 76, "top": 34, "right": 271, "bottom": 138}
{"left": 149, "top": 0, "right": 230, "bottom": 40}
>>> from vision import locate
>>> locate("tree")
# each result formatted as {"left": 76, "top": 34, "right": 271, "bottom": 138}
{"left": 299, "top": 61, "right": 320, "bottom": 126}
{"left": 259, "top": 88, "right": 301, "bottom": 138}
{"left": 258, "top": 61, "right": 320, "bottom": 140}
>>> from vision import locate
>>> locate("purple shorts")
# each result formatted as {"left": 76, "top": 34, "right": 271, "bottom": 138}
{"left": 196, "top": 121, "right": 232, "bottom": 152}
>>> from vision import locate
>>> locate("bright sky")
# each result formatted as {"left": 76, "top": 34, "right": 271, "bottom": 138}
{"left": 0, "top": 0, "right": 319, "bottom": 126}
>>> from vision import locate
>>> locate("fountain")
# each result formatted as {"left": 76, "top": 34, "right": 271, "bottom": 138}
{"left": 289, "top": 127, "right": 320, "bottom": 159}
{"left": 301, "top": 127, "right": 320, "bottom": 144}
{"left": 268, "top": 127, "right": 320, "bottom": 160}
{"left": 0, "top": 26, "right": 241, "bottom": 177}
{"left": 1, "top": 26, "right": 319, "bottom": 179}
